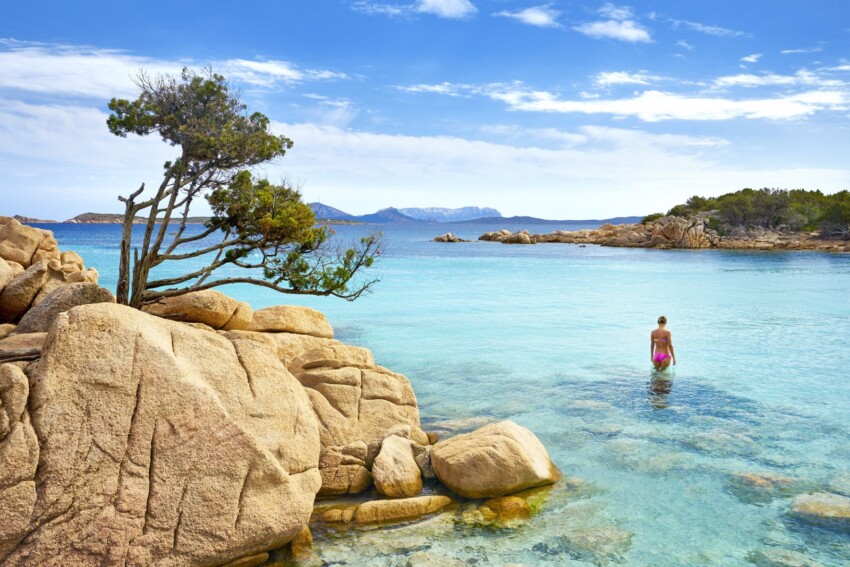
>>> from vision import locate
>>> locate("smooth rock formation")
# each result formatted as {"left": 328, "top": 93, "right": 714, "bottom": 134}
{"left": 0, "top": 218, "right": 48, "bottom": 268}
{"left": 14, "top": 283, "right": 115, "bottom": 334}
{"left": 372, "top": 435, "right": 422, "bottom": 498}
{"left": 433, "top": 233, "right": 469, "bottom": 243}
{"left": 289, "top": 345, "right": 420, "bottom": 448}
{"left": 791, "top": 492, "right": 850, "bottom": 528}
{"left": 0, "top": 261, "right": 13, "bottom": 294}
{"left": 142, "top": 289, "right": 253, "bottom": 330}
{"left": 0, "top": 325, "right": 14, "bottom": 341}
{"left": 0, "top": 303, "right": 321, "bottom": 566}
{"left": 0, "top": 261, "right": 54, "bottom": 323}
{"left": 353, "top": 495, "right": 453, "bottom": 525}
{"left": 0, "top": 332, "right": 46, "bottom": 357}
{"left": 430, "top": 420, "right": 560, "bottom": 498}
{"left": 248, "top": 305, "right": 334, "bottom": 338}
{"left": 221, "top": 330, "right": 340, "bottom": 367}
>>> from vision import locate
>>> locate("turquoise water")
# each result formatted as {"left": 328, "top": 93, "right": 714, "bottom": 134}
{"left": 45, "top": 223, "right": 850, "bottom": 566}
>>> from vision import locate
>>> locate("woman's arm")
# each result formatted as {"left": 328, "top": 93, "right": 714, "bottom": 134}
{"left": 650, "top": 335, "right": 655, "bottom": 362}
{"left": 669, "top": 334, "right": 677, "bottom": 365}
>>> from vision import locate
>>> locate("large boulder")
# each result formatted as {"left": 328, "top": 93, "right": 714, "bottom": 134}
{"left": 0, "top": 262, "right": 13, "bottom": 295}
{"left": 15, "top": 283, "right": 115, "bottom": 334}
{"left": 0, "top": 303, "right": 321, "bottom": 567}
{"left": 372, "top": 435, "right": 422, "bottom": 498}
{"left": 143, "top": 289, "right": 253, "bottom": 331}
{"left": 430, "top": 420, "right": 560, "bottom": 499}
{"left": 353, "top": 495, "right": 453, "bottom": 525}
{"left": 0, "top": 261, "right": 60, "bottom": 323}
{"left": 220, "top": 330, "right": 341, "bottom": 367}
{"left": 289, "top": 345, "right": 421, "bottom": 448}
{"left": 248, "top": 305, "right": 334, "bottom": 338}
{"left": 0, "top": 219, "right": 48, "bottom": 268}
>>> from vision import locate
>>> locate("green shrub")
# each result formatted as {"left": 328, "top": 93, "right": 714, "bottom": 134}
{"left": 641, "top": 212, "right": 664, "bottom": 223}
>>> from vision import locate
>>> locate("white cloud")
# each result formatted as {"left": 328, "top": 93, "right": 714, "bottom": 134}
{"left": 485, "top": 85, "right": 848, "bottom": 121}
{"left": 595, "top": 71, "right": 661, "bottom": 86}
{"left": 781, "top": 47, "right": 823, "bottom": 54}
{"left": 574, "top": 20, "right": 652, "bottom": 43}
{"left": 495, "top": 6, "right": 561, "bottom": 28}
{"left": 676, "top": 40, "right": 694, "bottom": 50}
{"left": 0, "top": 40, "right": 345, "bottom": 99}
{"left": 598, "top": 3, "right": 633, "bottom": 20}
{"left": 671, "top": 19, "right": 748, "bottom": 38}
{"left": 713, "top": 69, "right": 844, "bottom": 88}
{"left": 740, "top": 53, "right": 762, "bottom": 63}
{"left": 397, "top": 82, "right": 471, "bottom": 96}
{"left": 416, "top": 0, "right": 477, "bottom": 19}
{"left": 829, "top": 64, "right": 850, "bottom": 71}
{"left": 351, "top": 2, "right": 409, "bottom": 17}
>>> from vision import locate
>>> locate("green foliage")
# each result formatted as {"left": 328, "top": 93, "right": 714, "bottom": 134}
{"left": 818, "top": 190, "right": 850, "bottom": 239}
{"left": 641, "top": 213, "right": 664, "bottom": 223}
{"left": 109, "top": 68, "right": 379, "bottom": 308}
{"left": 664, "top": 187, "right": 849, "bottom": 234}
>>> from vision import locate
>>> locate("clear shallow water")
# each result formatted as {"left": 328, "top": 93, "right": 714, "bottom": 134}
{"left": 43, "top": 222, "right": 850, "bottom": 566}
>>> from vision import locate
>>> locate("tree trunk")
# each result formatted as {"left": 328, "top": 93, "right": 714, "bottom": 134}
{"left": 116, "top": 184, "right": 144, "bottom": 305}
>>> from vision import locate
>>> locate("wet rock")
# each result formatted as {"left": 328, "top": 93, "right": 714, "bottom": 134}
{"left": 791, "top": 492, "right": 850, "bottom": 529}
{"left": 221, "top": 553, "right": 270, "bottom": 567}
{"left": 746, "top": 548, "right": 824, "bottom": 567}
{"left": 289, "top": 525, "right": 317, "bottom": 563}
{"left": 373, "top": 435, "right": 422, "bottom": 498}
{"left": 413, "top": 444, "right": 436, "bottom": 479}
{"left": 559, "top": 526, "right": 633, "bottom": 564}
{"left": 407, "top": 551, "right": 466, "bottom": 567}
{"left": 354, "top": 495, "right": 453, "bottom": 524}
{"left": 431, "top": 420, "right": 560, "bottom": 498}
{"left": 728, "top": 472, "right": 812, "bottom": 503}
{"left": 321, "top": 505, "right": 358, "bottom": 524}
{"left": 248, "top": 305, "right": 334, "bottom": 338}
{"left": 827, "top": 472, "right": 850, "bottom": 497}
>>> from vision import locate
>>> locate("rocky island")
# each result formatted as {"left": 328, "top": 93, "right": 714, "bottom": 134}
{"left": 479, "top": 213, "right": 850, "bottom": 252}
{"left": 0, "top": 216, "right": 562, "bottom": 566}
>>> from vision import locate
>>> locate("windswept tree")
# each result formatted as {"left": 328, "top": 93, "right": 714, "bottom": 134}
{"left": 108, "top": 68, "right": 379, "bottom": 309}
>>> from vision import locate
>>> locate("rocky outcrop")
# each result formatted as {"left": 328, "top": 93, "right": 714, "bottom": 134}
{"left": 247, "top": 305, "right": 334, "bottom": 338}
{"left": 478, "top": 214, "right": 850, "bottom": 252}
{"left": 321, "top": 495, "right": 453, "bottom": 526}
{"left": 289, "top": 345, "right": 421, "bottom": 449}
{"left": 430, "top": 420, "right": 560, "bottom": 498}
{"left": 433, "top": 233, "right": 469, "bottom": 243}
{"left": 14, "top": 283, "right": 115, "bottom": 334}
{"left": 0, "top": 303, "right": 321, "bottom": 566}
{"left": 0, "top": 220, "right": 100, "bottom": 324}
{"left": 142, "top": 289, "right": 254, "bottom": 331}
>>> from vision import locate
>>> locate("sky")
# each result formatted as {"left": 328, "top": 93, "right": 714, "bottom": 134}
{"left": 0, "top": 0, "right": 848, "bottom": 220}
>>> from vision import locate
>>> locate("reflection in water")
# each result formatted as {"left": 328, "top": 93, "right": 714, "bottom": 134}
{"left": 648, "top": 373, "right": 673, "bottom": 410}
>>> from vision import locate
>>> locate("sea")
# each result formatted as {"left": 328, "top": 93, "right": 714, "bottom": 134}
{"left": 39, "top": 221, "right": 850, "bottom": 566}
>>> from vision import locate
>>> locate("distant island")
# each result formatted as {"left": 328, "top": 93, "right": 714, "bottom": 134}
{"left": 14, "top": 205, "right": 643, "bottom": 226}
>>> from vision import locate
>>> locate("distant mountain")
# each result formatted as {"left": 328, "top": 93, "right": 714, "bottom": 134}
{"left": 449, "top": 215, "right": 644, "bottom": 225}
{"left": 354, "top": 207, "right": 421, "bottom": 224}
{"left": 397, "top": 206, "right": 501, "bottom": 222}
{"left": 308, "top": 202, "right": 356, "bottom": 221}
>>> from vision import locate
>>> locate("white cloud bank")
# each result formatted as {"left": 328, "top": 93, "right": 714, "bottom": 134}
{"left": 0, "top": 39, "right": 346, "bottom": 99}
{"left": 417, "top": 0, "right": 477, "bottom": 19}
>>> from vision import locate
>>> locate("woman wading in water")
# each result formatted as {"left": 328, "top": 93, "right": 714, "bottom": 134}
{"left": 651, "top": 315, "right": 677, "bottom": 370}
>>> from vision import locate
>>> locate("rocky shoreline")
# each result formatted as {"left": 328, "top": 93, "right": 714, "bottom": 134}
{"left": 0, "top": 216, "right": 561, "bottom": 566}
{"left": 477, "top": 214, "right": 850, "bottom": 252}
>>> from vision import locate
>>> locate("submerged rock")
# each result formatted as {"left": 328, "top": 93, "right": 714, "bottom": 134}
{"left": 746, "top": 548, "right": 825, "bottom": 567}
{"left": 790, "top": 492, "right": 850, "bottom": 529}
{"left": 430, "top": 420, "right": 560, "bottom": 498}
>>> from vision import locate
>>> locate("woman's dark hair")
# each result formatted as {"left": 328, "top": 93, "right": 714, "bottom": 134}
{"left": 658, "top": 315, "right": 667, "bottom": 325}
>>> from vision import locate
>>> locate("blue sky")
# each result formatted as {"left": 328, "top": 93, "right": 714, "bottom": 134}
{"left": 0, "top": 0, "right": 848, "bottom": 219}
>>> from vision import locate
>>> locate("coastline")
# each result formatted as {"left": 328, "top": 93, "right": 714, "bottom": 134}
{"left": 477, "top": 215, "right": 850, "bottom": 253}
